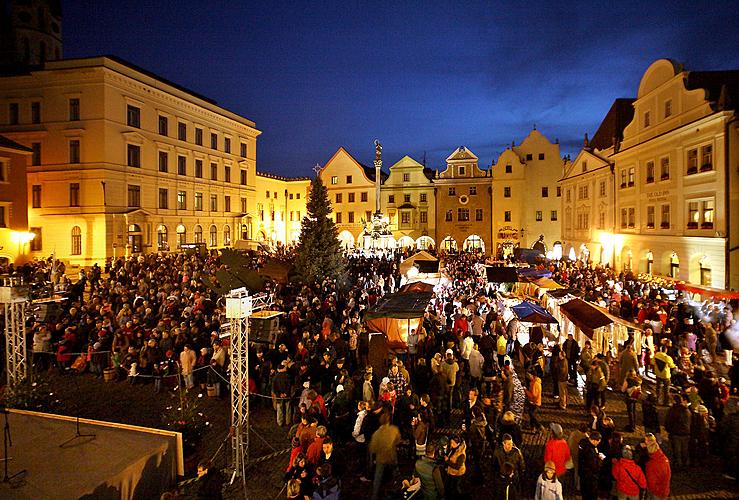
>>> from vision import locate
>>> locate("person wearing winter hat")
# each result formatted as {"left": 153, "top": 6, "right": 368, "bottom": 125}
{"left": 642, "top": 433, "right": 671, "bottom": 500}
{"left": 534, "top": 460, "right": 563, "bottom": 500}
{"left": 543, "top": 422, "right": 571, "bottom": 479}
{"left": 612, "top": 444, "right": 646, "bottom": 500}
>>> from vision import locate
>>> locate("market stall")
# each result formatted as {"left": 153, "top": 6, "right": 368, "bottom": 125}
{"left": 363, "top": 291, "right": 433, "bottom": 349}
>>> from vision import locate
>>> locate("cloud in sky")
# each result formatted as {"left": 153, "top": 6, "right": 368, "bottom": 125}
{"left": 63, "top": 0, "right": 739, "bottom": 175}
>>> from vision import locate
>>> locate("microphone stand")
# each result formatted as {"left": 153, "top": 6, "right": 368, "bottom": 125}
{"left": 59, "top": 373, "right": 96, "bottom": 448}
{"left": 1, "top": 407, "right": 26, "bottom": 487}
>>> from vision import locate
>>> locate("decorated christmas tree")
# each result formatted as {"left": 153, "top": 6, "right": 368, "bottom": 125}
{"left": 294, "top": 175, "right": 346, "bottom": 285}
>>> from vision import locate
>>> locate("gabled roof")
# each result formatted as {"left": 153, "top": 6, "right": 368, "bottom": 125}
{"left": 321, "top": 147, "right": 388, "bottom": 184}
{"left": 561, "top": 148, "right": 611, "bottom": 181}
{"left": 446, "top": 146, "right": 478, "bottom": 162}
{"left": 589, "top": 98, "right": 635, "bottom": 152}
{"left": 0, "top": 134, "right": 32, "bottom": 153}
{"left": 390, "top": 155, "right": 424, "bottom": 169}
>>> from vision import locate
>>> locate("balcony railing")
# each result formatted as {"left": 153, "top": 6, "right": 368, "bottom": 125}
{"left": 646, "top": 177, "right": 654, "bottom": 183}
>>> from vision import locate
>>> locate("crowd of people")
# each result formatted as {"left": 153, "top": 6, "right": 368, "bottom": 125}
{"left": 1, "top": 248, "right": 738, "bottom": 499}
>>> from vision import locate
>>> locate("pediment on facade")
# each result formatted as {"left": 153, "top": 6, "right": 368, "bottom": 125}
{"left": 561, "top": 149, "right": 609, "bottom": 181}
{"left": 390, "top": 155, "right": 423, "bottom": 170}
{"left": 445, "top": 146, "right": 478, "bottom": 163}
{"left": 637, "top": 59, "right": 682, "bottom": 98}
{"left": 122, "top": 131, "right": 146, "bottom": 145}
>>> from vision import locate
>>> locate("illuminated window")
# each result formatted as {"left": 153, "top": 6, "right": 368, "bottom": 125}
{"left": 209, "top": 225, "right": 218, "bottom": 247}
{"left": 536, "top": 211, "right": 542, "bottom": 222}
{"left": 194, "top": 225, "right": 203, "bottom": 243}
{"left": 457, "top": 208, "right": 469, "bottom": 221}
{"left": 660, "top": 157, "right": 670, "bottom": 180}
{"left": 331, "top": 176, "right": 338, "bottom": 185}
{"left": 661, "top": 205, "right": 670, "bottom": 229}
{"left": 646, "top": 161, "right": 654, "bottom": 182}
{"left": 177, "top": 191, "right": 186, "bottom": 210}
{"left": 551, "top": 210, "right": 558, "bottom": 221}
{"left": 646, "top": 206, "right": 655, "bottom": 229}
{"left": 71, "top": 226, "right": 81, "bottom": 255}
{"left": 195, "top": 192, "right": 203, "bottom": 211}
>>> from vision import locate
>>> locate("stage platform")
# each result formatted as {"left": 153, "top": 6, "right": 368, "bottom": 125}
{"left": 0, "top": 409, "right": 183, "bottom": 500}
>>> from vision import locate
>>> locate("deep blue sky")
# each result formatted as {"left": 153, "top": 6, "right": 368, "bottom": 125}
{"left": 63, "top": 1, "right": 739, "bottom": 177}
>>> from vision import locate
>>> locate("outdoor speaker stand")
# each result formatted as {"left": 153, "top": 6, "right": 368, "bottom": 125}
{"left": 1, "top": 407, "right": 26, "bottom": 487}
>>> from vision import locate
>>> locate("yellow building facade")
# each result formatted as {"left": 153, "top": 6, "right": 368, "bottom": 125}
{"left": 0, "top": 56, "right": 306, "bottom": 265}
{"left": 318, "top": 147, "right": 381, "bottom": 249}
{"left": 612, "top": 59, "right": 738, "bottom": 289}
{"left": 381, "top": 155, "right": 436, "bottom": 250}
{"left": 434, "top": 147, "right": 492, "bottom": 253}
{"left": 253, "top": 172, "right": 310, "bottom": 246}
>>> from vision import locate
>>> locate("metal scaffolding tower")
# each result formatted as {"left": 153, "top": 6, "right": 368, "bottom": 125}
{"left": 224, "top": 287, "right": 272, "bottom": 483}
{"left": 1, "top": 278, "right": 29, "bottom": 387}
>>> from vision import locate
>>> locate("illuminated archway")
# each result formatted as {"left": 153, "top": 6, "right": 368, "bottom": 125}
{"left": 416, "top": 236, "right": 435, "bottom": 250}
{"left": 440, "top": 236, "right": 458, "bottom": 253}
{"left": 397, "top": 236, "right": 415, "bottom": 249}
{"left": 337, "top": 230, "right": 355, "bottom": 249}
{"left": 463, "top": 234, "right": 485, "bottom": 253}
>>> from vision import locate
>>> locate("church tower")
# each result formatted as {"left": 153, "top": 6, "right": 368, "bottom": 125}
{"left": 0, "top": 0, "right": 62, "bottom": 70}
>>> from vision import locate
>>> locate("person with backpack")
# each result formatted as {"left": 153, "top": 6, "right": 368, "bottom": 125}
{"left": 611, "top": 445, "right": 646, "bottom": 500}
{"left": 652, "top": 345, "right": 676, "bottom": 406}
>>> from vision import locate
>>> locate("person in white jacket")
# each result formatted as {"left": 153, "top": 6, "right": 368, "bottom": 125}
{"left": 534, "top": 461, "right": 563, "bottom": 500}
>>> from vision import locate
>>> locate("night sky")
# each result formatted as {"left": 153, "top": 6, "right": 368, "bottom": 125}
{"left": 63, "top": 1, "right": 739, "bottom": 177}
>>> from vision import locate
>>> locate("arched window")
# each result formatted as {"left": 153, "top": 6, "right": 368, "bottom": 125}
{"left": 176, "top": 224, "right": 186, "bottom": 248}
{"left": 194, "top": 225, "right": 203, "bottom": 244}
{"left": 157, "top": 225, "right": 168, "bottom": 251}
{"left": 71, "top": 226, "right": 81, "bottom": 255}
{"left": 223, "top": 225, "right": 231, "bottom": 246}
{"left": 209, "top": 225, "right": 218, "bottom": 247}
{"left": 241, "top": 223, "right": 249, "bottom": 240}
{"left": 646, "top": 250, "right": 654, "bottom": 274}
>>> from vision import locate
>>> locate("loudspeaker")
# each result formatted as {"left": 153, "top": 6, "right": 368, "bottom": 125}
{"left": 249, "top": 317, "right": 278, "bottom": 345}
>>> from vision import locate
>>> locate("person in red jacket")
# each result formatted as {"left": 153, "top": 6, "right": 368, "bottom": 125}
{"left": 543, "top": 423, "right": 571, "bottom": 479}
{"left": 643, "top": 434, "right": 671, "bottom": 500}
{"left": 612, "top": 445, "right": 646, "bottom": 500}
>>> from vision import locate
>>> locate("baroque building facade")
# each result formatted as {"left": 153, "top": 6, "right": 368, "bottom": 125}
{"left": 0, "top": 135, "right": 31, "bottom": 264}
{"left": 562, "top": 59, "right": 739, "bottom": 290}
{"left": 491, "top": 129, "right": 568, "bottom": 258}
